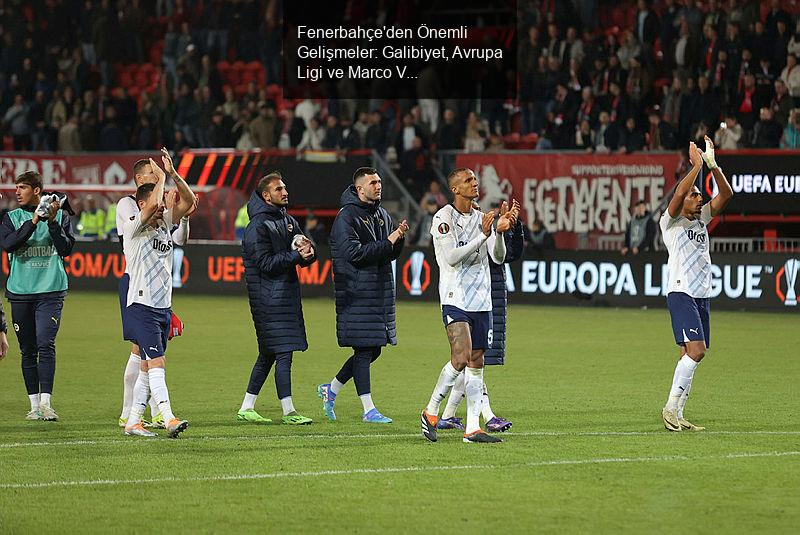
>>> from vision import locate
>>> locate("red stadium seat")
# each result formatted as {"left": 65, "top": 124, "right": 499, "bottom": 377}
{"left": 118, "top": 70, "right": 134, "bottom": 88}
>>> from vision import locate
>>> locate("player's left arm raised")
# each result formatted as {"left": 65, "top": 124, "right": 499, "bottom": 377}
{"left": 702, "top": 135, "right": 734, "bottom": 217}
{"left": 161, "top": 147, "right": 197, "bottom": 221}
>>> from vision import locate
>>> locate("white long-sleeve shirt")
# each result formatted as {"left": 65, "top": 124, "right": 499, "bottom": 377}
{"left": 430, "top": 204, "right": 506, "bottom": 312}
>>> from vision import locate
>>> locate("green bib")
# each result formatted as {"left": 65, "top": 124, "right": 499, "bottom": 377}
{"left": 6, "top": 208, "right": 68, "bottom": 295}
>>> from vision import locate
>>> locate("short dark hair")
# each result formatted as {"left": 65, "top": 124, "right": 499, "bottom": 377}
{"left": 447, "top": 167, "right": 471, "bottom": 186}
{"left": 256, "top": 171, "right": 283, "bottom": 195}
{"left": 136, "top": 183, "right": 156, "bottom": 203}
{"left": 353, "top": 167, "right": 378, "bottom": 184}
{"left": 15, "top": 171, "right": 43, "bottom": 190}
{"left": 133, "top": 159, "right": 150, "bottom": 176}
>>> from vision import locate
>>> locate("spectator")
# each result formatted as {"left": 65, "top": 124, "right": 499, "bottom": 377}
{"left": 593, "top": 110, "right": 619, "bottom": 153}
{"left": 207, "top": 108, "right": 230, "bottom": 148}
{"left": 736, "top": 73, "right": 762, "bottom": 138}
{"left": 304, "top": 212, "right": 328, "bottom": 246}
{"left": 98, "top": 106, "right": 128, "bottom": 151}
{"left": 221, "top": 87, "right": 239, "bottom": 119}
{"left": 646, "top": 111, "right": 677, "bottom": 151}
{"left": 752, "top": 107, "right": 782, "bottom": 148}
{"left": 3, "top": 94, "right": 31, "bottom": 150}
{"left": 617, "top": 117, "right": 645, "bottom": 154}
{"left": 321, "top": 115, "right": 343, "bottom": 149}
{"left": 279, "top": 108, "right": 305, "bottom": 149}
{"left": 575, "top": 119, "right": 595, "bottom": 151}
{"left": 353, "top": 112, "right": 370, "bottom": 143}
{"left": 364, "top": 111, "right": 386, "bottom": 152}
{"left": 434, "top": 108, "right": 461, "bottom": 150}
{"left": 58, "top": 115, "right": 81, "bottom": 152}
{"left": 296, "top": 116, "right": 324, "bottom": 152}
{"left": 780, "top": 54, "right": 800, "bottom": 102}
{"left": 77, "top": 195, "right": 105, "bottom": 240}
{"left": 399, "top": 136, "right": 430, "bottom": 196}
{"left": 411, "top": 195, "right": 439, "bottom": 247}
{"left": 780, "top": 108, "right": 800, "bottom": 148}
{"left": 249, "top": 103, "right": 277, "bottom": 150}
{"left": 714, "top": 115, "right": 743, "bottom": 149}
{"left": 79, "top": 111, "right": 98, "bottom": 151}
{"left": 622, "top": 201, "right": 655, "bottom": 255}
{"left": 421, "top": 181, "right": 447, "bottom": 209}
{"left": 464, "top": 111, "right": 488, "bottom": 152}
{"left": 339, "top": 116, "right": 362, "bottom": 150}
{"left": 28, "top": 91, "right": 49, "bottom": 151}
{"left": 661, "top": 77, "right": 683, "bottom": 132}
{"left": 771, "top": 79, "right": 793, "bottom": 127}
{"left": 524, "top": 219, "right": 555, "bottom": 253}
{"left": 395, "top": 112, "right": 426, "bottom": 156}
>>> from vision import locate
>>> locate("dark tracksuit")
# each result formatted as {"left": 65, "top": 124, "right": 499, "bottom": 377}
{"left": 241, "top": 192, "right": 316, "bottom": 399}
{"left": 330, "top": 186, "right": 404, "bottom": 396}
{"left": 0, "top": 205, "right": 75, "bottom": 396}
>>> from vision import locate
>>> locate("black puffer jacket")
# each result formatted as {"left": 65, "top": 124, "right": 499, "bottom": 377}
{"left": 242, "top": 191, "right": 316, "bottom": 354}
{"left": 330, "top": 185, "right": 404, "bottom": 348}
{"left": 486, "top": 220, "right": 524, "bottom": 365}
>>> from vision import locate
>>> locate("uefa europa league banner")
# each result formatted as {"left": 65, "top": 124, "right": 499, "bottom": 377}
{"left": 2, "top": 242, "right": 797, "bottom": 312}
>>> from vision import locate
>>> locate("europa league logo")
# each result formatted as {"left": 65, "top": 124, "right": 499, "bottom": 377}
{"left": 409, "top": 251, "right": 425, "bottom": 296}
{"left": 784, "top": 258, "right": 799, "bottom": 306}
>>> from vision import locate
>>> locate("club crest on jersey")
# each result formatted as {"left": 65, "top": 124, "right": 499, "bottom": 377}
{"left": 438, "top": 222, "right": 450, "bottom": 234}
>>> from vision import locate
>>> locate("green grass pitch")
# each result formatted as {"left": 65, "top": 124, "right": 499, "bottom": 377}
{"left": 0, "top": 293, "right": 798, "bottom": 533}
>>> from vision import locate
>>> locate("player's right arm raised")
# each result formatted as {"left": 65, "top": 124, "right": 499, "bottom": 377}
{"left": 701, "top": 135, "right": 734, "bottom": 216}
{"left": 667, "top": 142, "right": 704, "bottom": 218}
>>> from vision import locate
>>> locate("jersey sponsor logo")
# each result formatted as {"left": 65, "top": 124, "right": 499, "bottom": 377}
{"left": 287, "top": 223, "right": 293, "bottom": 232}
{"left": 686, "top": 230, "right": 706, "bottom": 243}
{"left": 152, "top": 237, "right": 173, "bottom": 253}
{"left": 438, "top": 222, "right": 450, "bottom": 234}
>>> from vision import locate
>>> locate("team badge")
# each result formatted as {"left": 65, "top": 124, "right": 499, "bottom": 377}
{"left": 379, "top": 219, "right": 384, "bottom": 226}
{"left": 287, "top": 223, "right": 293, "bottom": 232}
{"left": 438, "top": 222, "right": 450, "bottom": 234}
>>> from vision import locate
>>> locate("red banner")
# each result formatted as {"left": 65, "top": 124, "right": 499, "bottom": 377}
{"left": 455, "top": 153, "right": 680, "bottom": 248}
{"left": 0, "top": 152, "right": 158, "bottom": 185}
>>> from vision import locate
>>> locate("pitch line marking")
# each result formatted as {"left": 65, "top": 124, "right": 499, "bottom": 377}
{"left": 1, "top": 451, "right": 798, "bottom": 490}
{"left": 1, "top": 430, "right": 800, "bottom": 449}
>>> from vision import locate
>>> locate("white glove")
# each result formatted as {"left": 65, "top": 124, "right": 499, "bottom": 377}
{"left": 702, "top": 142, "right": 718, "bottom": 169}
{"left": 35, "top": 194, "right": 65, "bottom": 218}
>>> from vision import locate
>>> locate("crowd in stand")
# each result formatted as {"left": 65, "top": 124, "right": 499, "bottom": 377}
{"left": 4, "top": 1, "right": 800, "bottom": 200}
{"left": 519, "top": 0, "right": 800, "bottom": 152}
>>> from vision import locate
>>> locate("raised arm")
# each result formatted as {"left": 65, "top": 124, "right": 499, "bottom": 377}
{"left": 140, "top": 157, "right": 166, "bottom": 223}
{"left": 667, "top": 141, "right": 704, "bottom": 219}
{"left": 160, "top": 147, "right": 196, "bottom": 221}
{"left": 701, "top": 135, "right": 734, "bottom": 217}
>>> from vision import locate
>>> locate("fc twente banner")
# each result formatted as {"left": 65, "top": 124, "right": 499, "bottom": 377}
{"left": 3, "top": 243, "right": 797, "bottom": 312}
{"left": 454, "top": 153, "right": 680, "bottom": 249}
{"left": 0, "top": 152, "right": 158, "bottom": 184}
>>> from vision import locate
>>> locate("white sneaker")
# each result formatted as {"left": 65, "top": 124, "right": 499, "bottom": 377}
{"left": 124, "top": 423, "right": 157, "bottom": 437}
{"left": 25, "top": 409, "right": 42, "bottom": 420}
{"left": 40, "top": 407, "right": 59, "bottom": 421}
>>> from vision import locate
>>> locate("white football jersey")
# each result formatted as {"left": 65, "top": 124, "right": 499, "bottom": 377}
{"left": 430, "top": 204, "right": 506, "bottom": 312}
{"left": 116, "top": 195, "right": 138, "bottom": 236}
{"left": 660, "top": 203, "right": 713, "bottom": 298}
{"left": 123, "top": 209, "right": 174, "bottom": 309}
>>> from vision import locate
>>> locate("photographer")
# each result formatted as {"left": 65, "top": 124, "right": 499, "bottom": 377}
{"left": 714, "top": 115, "right": 743, "bottom": 150}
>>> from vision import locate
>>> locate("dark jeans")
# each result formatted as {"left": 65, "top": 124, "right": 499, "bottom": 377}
{"left": 10, "top": 298, "right": 64, "bottom": 395}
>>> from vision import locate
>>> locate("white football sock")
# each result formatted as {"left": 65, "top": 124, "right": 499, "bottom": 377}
{"left": 148, "top": 368, "right": 175, "bottom": 422}
{"left": 426, "top": 361, "right": 461, "bottom": 416}
{"left": 666, "top": 355, "right": 699, "bottom": 411}
{"left": 330, "top": 378, "right": 345, "bottom": 396}
{"left": 149, "top": 396, "right": 159, "bottom": 419}
{"left": 280, "top": 396, "right": 296, "bottom": 415}
{"left": 480, "top": 382, "right": 496, "bottom": 421}
{"left": 465, "top": 367, "right": 484, "bottom": 434}
{"left": 121, "top": 353, "right": 140, "bottom": 419}
{"left": 40, "top": 393, "right": 51, "bottom": 408}
{"left": 240, "top": 393, "right": 258, "bottom": 411}
{"left": 677, "top": 379, "right": 694, "bottom": 419}
{"left": 441, "top": 371, "right": 465, "bottom": 419}
{"left": 28, "top": 394, "right": 40, "bottom": 411}
{"left": 127, "top": 371, "right": 150, "bottom": 427}
{"left": 360, "top": 393, "right": 376, "bottom": 414}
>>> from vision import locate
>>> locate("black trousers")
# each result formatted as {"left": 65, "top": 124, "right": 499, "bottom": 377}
{"left": 335, "top": 347, "right": 382, "bottom": 396}
{"left": 246, "top": 351, "right": 293, "bottom": 400}
{"left": 10, "top": 298, "right": 64, "bottom": 395}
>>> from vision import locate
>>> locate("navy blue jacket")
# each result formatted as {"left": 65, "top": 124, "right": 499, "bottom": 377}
{"left": 330, "top": 185, "right": 404, "bottom": 348}
{"left": 486, "top": 220, "right": 524, "bottom": 365}
{"left": 242, "top": 192, "right": 316, "bottom": 354}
